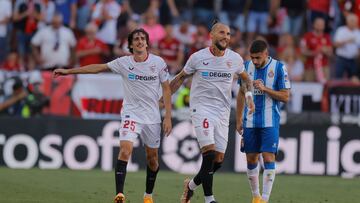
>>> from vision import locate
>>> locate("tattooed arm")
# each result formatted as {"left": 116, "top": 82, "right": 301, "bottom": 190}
{"left": 169, "top": 70, "right": 191, "bottom": 94}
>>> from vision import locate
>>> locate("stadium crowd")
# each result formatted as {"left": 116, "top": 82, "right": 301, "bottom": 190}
{"left": 0, "top": 0, "right": 360, "bottom": 115}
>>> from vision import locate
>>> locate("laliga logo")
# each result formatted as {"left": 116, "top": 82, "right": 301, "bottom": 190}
{"left": 161, "top": 121, "right": 201, "bottom": 174}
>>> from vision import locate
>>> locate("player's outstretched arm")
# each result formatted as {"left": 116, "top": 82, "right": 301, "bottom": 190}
{"left": 161, "top": 81, "right": 172, "bottom": 136}
{"left": 53, "top": 64, "right": 110, "bottom": 78}
{"left": 169, "top": 70, "right": 191, "bottom": 94}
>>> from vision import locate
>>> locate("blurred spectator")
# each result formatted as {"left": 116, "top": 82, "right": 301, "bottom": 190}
{"left": 280, "top": 47, "right": 304, "bottom": 82}
{"left": 0, "top": 0, "right": 11, "bottom": 64}
{"left": 76, "top": 23, "right": 109, "bottom": 66}
{"left": 229, "top": 26, "right": 245, "bottom": 49}
{"left": 157, "top": 24, "right": 184, "bottom": 75}
{"left": 31, "top": 13, "right": 77, "bottom": 70}
{"left": 163, "top": 0, "right": 192, "bottom": 24}
{"left": 0, "top": 77, "right": 27, "bottom": 116}
{"left": 92, "top": 0, "right": 121, "bottom": 47}
{"left": 13, "top": 0, "right": 45, "bottom": 70}
{"left": 116, "top": 0, "right": 131, "bottom": 30}
{"left": 219, "top": 0, "right": 246, "bottom": 32}
{"left": 277, "top": 0, "right": 306, "bottom": 37}
{"left": 247, "top": 0, "right": 270, "bottom": 43}
{"left": 192, "top": 0, "right": 216, "bottom": 28}
{"left": 173, "top": 21, "right": 196, "bottom": 47}
{"left": 333, "top": 13, "right": 360, "bottom": 81}
{"left": 42, "top": 0, "right": 56, "bottom": 25}
{"left": 307, "top": 0, "right": 330, "bottom": 31}
{"left": 54, "top": 0, "right": 77, "bottom": 29}
{"left": 1, "top": 51, "right": 23, "bottom": 72}
{"left": 301, "top": 18, "right": 332, "bottom": 83}
{"left": 187, "top": 23, "right": 211, "bottom": 57}
{"left": 277, "top": 33, "right": 297, "bottom": 58}
{"left": 76, "top": 0, "right": 96, "bottom": 32}
{"left": 24, "top": 70, "right": 50, "bottom": 117}
{"left": 142, "top": 12, "right": 165, "bottom": 46}
{"left": 229, "top": 26, "right": 247, "bottom": 59}
{"left": 354, "top": 0, "right": 360, "bottom": 27}
{"left": 113, "top": 19, "right": 138, "bottom": 57}
{"left": 175, "top": 77, "right": 191, "bottom": 109}
{"left": 124, "top": 0, "right": 159, "bottom": 18}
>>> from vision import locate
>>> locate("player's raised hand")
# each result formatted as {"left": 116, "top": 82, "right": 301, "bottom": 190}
{"left": 53, "top": 68, "right": 69, "bottom": 78}
{"left": 253, "top": 79, "right": 265, "bottom": 91}
{"left": 162, "top": 115, "right": 172, "bottom": 137}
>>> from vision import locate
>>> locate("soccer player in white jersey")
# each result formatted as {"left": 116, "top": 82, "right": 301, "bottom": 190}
{"left": 53, "top": 28, "right": 172, "bottom": 203}
{"left": 169, "top": 21, "right": 255, "bottom": 203}
{"left": 238, "top": 40, "right": 290, "bottom": 203}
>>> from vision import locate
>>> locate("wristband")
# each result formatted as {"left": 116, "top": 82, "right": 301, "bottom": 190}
{"left": 245, "top": 91, "right": 253, "bottom": 98}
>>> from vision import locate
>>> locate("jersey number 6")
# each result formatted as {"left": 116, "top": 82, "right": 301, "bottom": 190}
{"left": 203, "top": 119, "right": 209, "bottom": 129}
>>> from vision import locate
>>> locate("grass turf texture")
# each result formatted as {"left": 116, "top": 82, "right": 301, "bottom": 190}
{"left": 0, "top": 167, "right": 359, "bottom": 203}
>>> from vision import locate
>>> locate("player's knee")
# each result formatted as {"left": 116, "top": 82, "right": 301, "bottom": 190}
{"left": 201, "top": 144, "right": 216, "bottom": 154}
{"left": 246, "top": 155, "right": 259, "bottom": 164}
{"left": 119, "top": 149, "right": 132, "bottom": 161}
{"left": 146, "top": 155, "right": 159, "bottom": 171}
{"left": 214, "top": 153, "right": 224, "bottom": 163}
{"left": 262, "top": 152, "right": 275, "bottom": 163}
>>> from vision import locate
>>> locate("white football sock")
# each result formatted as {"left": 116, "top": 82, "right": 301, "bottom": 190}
{"left": 247, "top": 165, "right": 260, "bottom": 197}
{"left": 262, "top": 169, "right": 276, "bottom": 201}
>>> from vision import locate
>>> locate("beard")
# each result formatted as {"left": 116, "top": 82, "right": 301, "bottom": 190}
{"left": 215, "top": 40, "right": 227, "bottom": 51}
{"left": 254, "top": 60, "right": 266, "bottom": 68}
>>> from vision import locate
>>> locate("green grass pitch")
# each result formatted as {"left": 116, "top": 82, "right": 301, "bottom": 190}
{"left": 0, "top": 167, "right": 359, "bottom": 203}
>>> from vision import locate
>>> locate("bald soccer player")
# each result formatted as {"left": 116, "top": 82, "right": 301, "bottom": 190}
{"left": 168, "top": 21, "right": 255, "bottom": 203}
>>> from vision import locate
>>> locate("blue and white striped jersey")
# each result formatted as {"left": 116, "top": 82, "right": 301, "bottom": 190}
{"left": 241, "top": 57, "right": 291, "bottom": 128}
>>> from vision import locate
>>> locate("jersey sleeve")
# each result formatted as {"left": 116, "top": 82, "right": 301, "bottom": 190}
{"left": 107, "top": 58, "right": 125, "bottom": 76}
{"left": 183, "top": 54, "right": 197, "bottom": 75}
{"left": 237, "top": 61, "right": 250, "bottom": 85}
{"left": 276, "top": 63, "right": 291, "bottom": 90}
{"left": 159, "top": 59, "right": 170, "bottom": 83}
{"left": 234, "top": 53, "right": 245, "bottom": 75}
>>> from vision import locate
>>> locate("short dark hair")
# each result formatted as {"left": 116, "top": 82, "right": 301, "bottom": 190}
{"left": 127, "top": 28, "right": 150, "bottom": 53}
{"left": 249, "top": 40, "right": 268, "bottom": 53}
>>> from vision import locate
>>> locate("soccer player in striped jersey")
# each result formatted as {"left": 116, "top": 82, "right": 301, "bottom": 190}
{"left": 238, "top": 40, "right": 290, "bottom": 203}
{"left": 53, "top": 28, "right": 172, "bottom": 203}
{"left": 169, "top": 21, "right": 255, "bottom": 203}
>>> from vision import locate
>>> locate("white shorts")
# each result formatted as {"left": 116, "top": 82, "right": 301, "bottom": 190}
{"left": 191, "top": 114, "right": 229, "bottom": 153}
{"left": 119, "top": 119, "right": 161, "bottom": 148}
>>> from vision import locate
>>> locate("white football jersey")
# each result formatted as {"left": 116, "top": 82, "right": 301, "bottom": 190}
{"left": 184, "top": 47, "right": 244, "bottom": 125}
{"left": 107, "top": 54, "right": 169, "bottom": 124}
